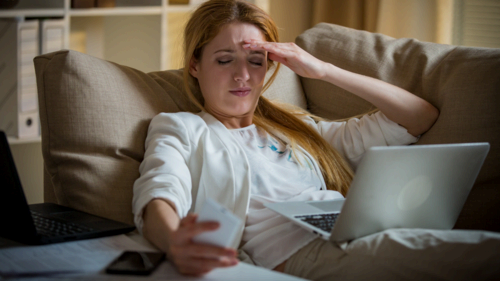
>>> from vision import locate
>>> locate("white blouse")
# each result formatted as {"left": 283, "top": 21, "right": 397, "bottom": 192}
{"left": 132, "top": 110, "right": 418, "bottom": 266}
{"left": 230, "top": 112, "right": 418, "bottom": 269}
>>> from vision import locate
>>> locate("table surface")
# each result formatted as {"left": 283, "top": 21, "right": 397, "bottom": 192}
{"left": 0, "top": 232, "right": 309, "bottom": 281}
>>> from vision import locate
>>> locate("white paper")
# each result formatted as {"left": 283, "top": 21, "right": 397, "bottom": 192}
{"left": 0, "top": 235, "right": 152, "bottom": 277}
{"left": 21, "top": 262, "right": 308, "bottom": 281}
{"left": 0, "top": 234, "right": 308, "bottom": 280}
{"left": 151, "top": 262, "right": 308, "bottom": 281}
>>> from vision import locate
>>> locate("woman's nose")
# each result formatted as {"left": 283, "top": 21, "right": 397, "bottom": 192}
{"left": 233, "top": 63, "right": 250, "bottom": 82}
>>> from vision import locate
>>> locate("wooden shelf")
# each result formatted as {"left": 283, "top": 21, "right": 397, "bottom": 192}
{"left": 0, "top": 0, "right": 208, "bottom": 208}
{"left": 165, "top": 4, "right": 198, "bottom": 13}
{"left": 0, "top": 5, "right": 196, "bottom": 18}
{"left": 7, "top": 136, "right": 42, "bottom": 145}
{"left": 69, "top": 6, "right": 163, "bottom": 17}
{"left": 0, "top": 9, "right": 64, "bottom": 18}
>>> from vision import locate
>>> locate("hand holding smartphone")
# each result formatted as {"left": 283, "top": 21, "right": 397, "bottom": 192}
{"left": 192, "top": 198, "right": 243, "bottom": 248}
{"left": 105, "top": 251, "right": 165, "bottom": 275}
{"left": 105, "top": 199, "right": 240, "bottom": 276}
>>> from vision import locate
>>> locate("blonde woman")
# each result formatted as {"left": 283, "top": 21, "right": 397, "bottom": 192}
{"left": 133, "top": 0, "right": 500, "bottom": 279}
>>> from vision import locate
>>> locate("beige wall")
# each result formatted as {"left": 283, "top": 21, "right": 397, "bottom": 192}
{"left": 267, "top": 0, "right": 454, "bottom": 45}
{"left": 269, "top": 0, "right": 313, "bottom": 43}
{"left": 376, "top": 0, "right": 453, "bottom": 44}
{"left": 377, "top": 0, "right": 437, "bottom": 43}
{"left": 10, "top": 142, "right": 44, "bottom": 204}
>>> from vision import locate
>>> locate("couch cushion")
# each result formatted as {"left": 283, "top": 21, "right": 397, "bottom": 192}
{"left": 296, "top": 23, "right": 500, "bottom": 184}
{"left": 34, "top": 50, "right": 305, "bottom": 224}
{"left": 296, "top": 23, "right": 500, "bottom": 231}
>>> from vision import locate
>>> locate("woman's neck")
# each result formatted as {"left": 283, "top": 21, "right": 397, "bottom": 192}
{"left": 217, "top": 114, "right": 254, "bottom": 129}
{"left": 204, "top": 108, "right": 254, "bottom": 129}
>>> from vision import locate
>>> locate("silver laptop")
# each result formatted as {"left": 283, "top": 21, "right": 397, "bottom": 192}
{"left": 265, "top": 143, "right": 490, "bottom": 244}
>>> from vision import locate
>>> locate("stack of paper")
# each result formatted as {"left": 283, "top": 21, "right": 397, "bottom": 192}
{"left": 0, "top": 235, "right": 151, "bottom": 278}
{"left": 0, "top": 234, "right": 308, "bottom": 280}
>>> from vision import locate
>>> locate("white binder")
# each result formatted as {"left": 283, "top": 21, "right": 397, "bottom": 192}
{"left": 40, "top": 18, "right": 65, "bottom": 55}
{"left": 0, "top": 18, "right": 40, "bottom": 138}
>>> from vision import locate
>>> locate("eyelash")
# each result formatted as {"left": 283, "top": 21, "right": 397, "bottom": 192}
{"left": 217, "top": 60, "right": 263, "bottom": 66}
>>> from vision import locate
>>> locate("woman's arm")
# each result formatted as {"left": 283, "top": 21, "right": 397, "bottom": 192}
{"left": 244, "top": 40, "right": 439, "bottom": 137}
{"left": 142, "top": 198, "right": 238, "bottom": 276}
{"left": 319, "top": 64, "right": 438, "bottom": 137}
{"left": 134, "top": 113, "right": 238, "bottom": 276}
{"left": 142, "top": 199, "right": 180, "bottom": 253}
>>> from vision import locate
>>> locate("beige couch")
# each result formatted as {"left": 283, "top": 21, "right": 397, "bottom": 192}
{"left": 34, "top": 23, "right": 500, "bottom": 232}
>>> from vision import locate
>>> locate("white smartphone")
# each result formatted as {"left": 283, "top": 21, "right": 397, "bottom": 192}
{"left": 192, "top": 198, "right": 243, "bottom": 248}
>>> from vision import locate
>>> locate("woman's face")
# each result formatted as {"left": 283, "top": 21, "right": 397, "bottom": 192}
{"left": 189, "top": 21, "right": 268, "bottom": 128}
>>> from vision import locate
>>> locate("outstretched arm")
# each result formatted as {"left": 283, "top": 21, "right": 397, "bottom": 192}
{"left": 142, "top": 199, "right": 238, "bottom": 276}
{"left": 244, "top": 40, "right": 439, "bottom": 137}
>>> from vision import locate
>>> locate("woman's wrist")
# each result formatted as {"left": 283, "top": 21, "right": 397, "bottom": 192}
{"left": 318, "top": 62, "right": 340, "bottom": 83}
{"left": 142, "top": 199, "right": 179, "bottom": 253}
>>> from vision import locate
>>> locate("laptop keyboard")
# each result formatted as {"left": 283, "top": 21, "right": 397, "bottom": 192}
{"left": 31, "top": 211, "right": 94, "bottom": 237}
{"left": 295, "top": 213, "right": 340, "bottom": 233}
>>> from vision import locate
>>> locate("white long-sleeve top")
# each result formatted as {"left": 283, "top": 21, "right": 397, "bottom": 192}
{"left": 230, "top": 124, "right": 346, "bottom": 269}
{"left": 132, "top": 110, "right": 418, "bottom": 251}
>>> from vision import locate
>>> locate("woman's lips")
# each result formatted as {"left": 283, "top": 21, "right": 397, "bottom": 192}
{"left": 230, "top": 87, "right": 251, "bottom": 97}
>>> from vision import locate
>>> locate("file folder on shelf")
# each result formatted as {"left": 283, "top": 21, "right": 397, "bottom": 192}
{"left": 40, "top": 18, "right": 65, "bottom": 55}
{"left": 0, "top": 18, "right": 40, "bottom": 138}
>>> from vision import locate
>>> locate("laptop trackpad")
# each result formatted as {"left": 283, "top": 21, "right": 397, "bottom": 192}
{"left": 307, "top": 200, "right": 344, "bottom": 212}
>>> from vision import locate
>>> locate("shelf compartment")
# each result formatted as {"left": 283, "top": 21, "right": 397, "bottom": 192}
{"left": 70, "top": 6, "right": 163, "bottom": 17}
{"left": 0, "top": 9, "right": 65, "bottom": 18}
{"left": 70, "top": 15, "right": 162, "bottom": 73}
{"left": 7, "top": 135, "right": 41, "bottom": 145}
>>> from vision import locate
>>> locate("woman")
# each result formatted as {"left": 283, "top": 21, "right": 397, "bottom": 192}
{"left": 133, "top": 0, "right": 500, "bottom": 279}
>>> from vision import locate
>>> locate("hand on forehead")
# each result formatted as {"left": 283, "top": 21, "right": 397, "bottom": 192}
{"left": 205, "top": 21, "right": 267, "bottom": 55}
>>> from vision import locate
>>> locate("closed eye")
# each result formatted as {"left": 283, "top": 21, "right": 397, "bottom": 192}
{"left": 250, "top": 61, "right": 263, "bottom": 66}
{"left": 218, "top": 60, "right": 232, "bottom": 65}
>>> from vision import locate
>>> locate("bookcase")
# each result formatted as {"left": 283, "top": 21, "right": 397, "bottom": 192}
{"left": 0, "top": 0, "right": 208, "bottom": 204}
{"left": 1, "top": 0, "right": 207, "bottom": 73}
{"left": 1, "top": 0, "right": 270, "bottom": 205}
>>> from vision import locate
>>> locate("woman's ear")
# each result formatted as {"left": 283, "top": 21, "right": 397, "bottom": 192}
{"left": 189, "top": 57, "right": 199, "bottom": 78}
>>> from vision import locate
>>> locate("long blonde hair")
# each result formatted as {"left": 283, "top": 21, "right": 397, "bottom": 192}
{"left": 183, "top": 0, "right": 353, "bottom": 196}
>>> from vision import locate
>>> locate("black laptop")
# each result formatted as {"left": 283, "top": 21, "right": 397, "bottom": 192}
{"left": 0, "top": 131, "right": 135, "bottom": 245}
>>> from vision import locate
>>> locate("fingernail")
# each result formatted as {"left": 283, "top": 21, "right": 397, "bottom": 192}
{"left": 243, "top": 44, "right": 251, "bottom": 48}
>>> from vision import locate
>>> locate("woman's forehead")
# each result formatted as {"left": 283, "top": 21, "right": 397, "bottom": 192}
{"left": 206, "top": 22, "right": 265, "bottom": 53}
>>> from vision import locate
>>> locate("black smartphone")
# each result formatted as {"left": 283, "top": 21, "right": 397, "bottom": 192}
{"left": 105, "top": 251, "right": 166, "bottom": 275}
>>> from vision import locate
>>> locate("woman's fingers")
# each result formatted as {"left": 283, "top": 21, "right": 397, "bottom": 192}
{"left": 179, "top": 256, "right": 238, "bottom": 269}
{"left": 170, "top": 245, "right": 238, "bottom": 271}
{"left": 176, "top": 256, "right": 239, "bottom": 276}
{"left": 243, "top": 39, "right": 326, "bottom": 79}
{"left": 186, "top": 243, "right": 237, "bottom": 259}
{"left": 170, "top": 241, "right": 238, "bottom": 275}
{"left": 268, "top": 52, "right": 288, "bottom": 64}
{"left": 176, "top": 214, "right": 220, "bottom": 242}
{"left": 167, "top": 213, "right": 239, "bottom": 275}
{"left": 170, "top": 241, "right": 236, "bottom": 260}
{"left": 244, "top": 40, "right": 295, "bottom": 59}
{"left": 184, "top": 221, "right": 220, "bottom": 237}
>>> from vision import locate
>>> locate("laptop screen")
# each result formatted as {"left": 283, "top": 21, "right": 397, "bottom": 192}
{"left": 0, "top": 131, "right": 38, "bottom": 242}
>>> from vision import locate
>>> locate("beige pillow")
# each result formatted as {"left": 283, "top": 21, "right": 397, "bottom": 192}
{"left": 34, "top": 50, "right": 305, "bottom": 224}
{"left": 296, "top": 23, "right": 500, "bottom": 185}
{"left": 296, "top": 23, "right": 500, "bottom": 231}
